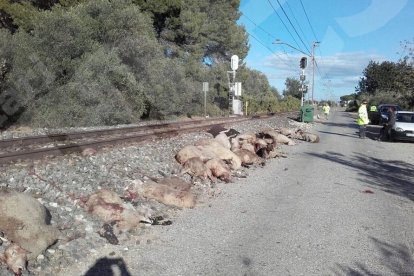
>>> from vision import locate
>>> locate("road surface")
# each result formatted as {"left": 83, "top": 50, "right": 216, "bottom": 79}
{"left": 65, "top": 109, "right": 414, "bottom": 276}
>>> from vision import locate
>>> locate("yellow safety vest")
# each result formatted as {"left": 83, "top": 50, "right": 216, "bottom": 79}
{"left": 357, "top": 105, "right": 369, "bottom": 125}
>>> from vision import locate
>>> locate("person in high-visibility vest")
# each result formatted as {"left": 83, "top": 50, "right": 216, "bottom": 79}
{"left": 356, "top": 100, "right": 369, "bottom": 139}
{"left": 370, "top": 105, "right": 377, "bottom": 112}
{"left": 322, "top": 103, "right": 330, "bottom": 120}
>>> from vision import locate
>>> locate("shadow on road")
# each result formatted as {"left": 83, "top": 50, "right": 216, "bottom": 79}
{"left": 306, "top": 151, "right": 414, "bottom": 202}
{"left": 319, "top": 121, "right": 356, "bottom": 129}
{"left": 338, "top": 111, "right": 357, "bottom": 119}
{"left": 317, "top": 123, "right": 382, "bottom": 140}
{"left": 84, "top": 257, "right": 132, "bottom": 276}
{"left": 331, "top": 237, "right": 414, "bottom": 275}
{"left": 318, "top": 130, "right": 361, "bottom": 139}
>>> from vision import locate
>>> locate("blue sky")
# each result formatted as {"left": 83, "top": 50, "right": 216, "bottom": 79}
{"left": 238, "top": 0, "right": 414, "bottom": 101}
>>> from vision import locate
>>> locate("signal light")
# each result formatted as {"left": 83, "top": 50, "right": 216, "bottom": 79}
{"left": 300, "top": 57, "right": 307, "bottom": 69}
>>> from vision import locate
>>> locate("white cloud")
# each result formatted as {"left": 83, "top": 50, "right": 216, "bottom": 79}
{"left": 255, "top": 51, "right": 388, "bottom": 98}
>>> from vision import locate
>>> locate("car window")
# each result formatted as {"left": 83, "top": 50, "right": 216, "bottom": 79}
{"left": 396, "top": 114, "right": 414, "bottom": 123}
{"left": 379, "top": 105, "right": 401, "bottom": 113}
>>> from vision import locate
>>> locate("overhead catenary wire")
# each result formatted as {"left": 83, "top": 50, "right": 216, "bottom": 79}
{"left": 266, "top": 0, "right": 303, "bottom": 53}
{"left": 241, "top": 7, "right": 322, "bottom": 95}
{"left": 274, "top": 0, "right": 311, "bottom": 55}
{"left": 241, "top": 12, "right": 297, "bottom": 63}
{"left": 298, "top": 0, "right": 328, "bottom": 80}
{"left": 244, "top": 29, "right": 293, "bottom": 68}
{"left": 299, "top": 0, "right": 318, "bottom": 43}
{"left": 285, "top": 0, "right": 310, "bottom": 50}
{"left": 241, "top": 12, "right": 278, "bottom": 40}
{"left": 240, "top": 12, "right": 297, "bottom": 68}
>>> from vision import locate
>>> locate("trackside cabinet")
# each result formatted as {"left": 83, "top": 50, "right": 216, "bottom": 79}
{"left": 301, "top": 105, "right": 314, "bottom": 122}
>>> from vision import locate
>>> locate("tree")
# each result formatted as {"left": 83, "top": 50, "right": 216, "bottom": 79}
{"left": 356, "top": 48, "right": 414, "bottom": 109}
{"left": 137, "top": 0, "right": 249, "bottom": 65}
{"left": 0, "top": 0, "right": 40, "bottom": 32}
{"left": 283, "top": 77, "right": 301, "bottom": 99}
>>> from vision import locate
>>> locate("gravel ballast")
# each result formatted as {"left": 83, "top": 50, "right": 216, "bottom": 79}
{"left": 0, "top": 114, "right": 314, "bottom": 275}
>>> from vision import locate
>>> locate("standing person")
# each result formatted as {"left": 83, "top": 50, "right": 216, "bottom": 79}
{"left": 322, "top": 103, "right": 330, "bottom": 120}
{"left": 378, "top": 106, "right": 396, "bottom": 141}
{"left": 356, "top": 100, "right": 369, "bottom": 139}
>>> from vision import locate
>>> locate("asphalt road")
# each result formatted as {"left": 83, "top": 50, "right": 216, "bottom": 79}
{"left": 67, "top": 110, "right": 414, "bottom": 276}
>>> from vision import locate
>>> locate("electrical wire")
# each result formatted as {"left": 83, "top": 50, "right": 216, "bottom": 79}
{"left": 266, "top": 0, "right": 303, "bottom": 53}
{"left": 299, "top": 0, "right": 318, "bottom": 43}
{"left": 241, "top": 11, "right": 296, "bottom": 68}
{"left": 245, "top": 29, "right": 293, "bottom": 68}
{"left": 241, "top": 12, "right": 278, "bottom": 40}
{"left": 275, "top": 0, "right": 311, "bottom": 54}
{"left": 298, "top": 0, "right": 327, "bottom": 75}
{"left": 285, "top": 0, "right": 310, "bottom": 49}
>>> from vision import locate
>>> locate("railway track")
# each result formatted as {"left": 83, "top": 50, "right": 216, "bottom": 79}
{"left": 0, "top": 113, "right": 292, "bottom": 165}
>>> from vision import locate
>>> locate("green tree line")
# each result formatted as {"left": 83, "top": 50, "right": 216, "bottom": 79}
{"left": 342, "top": 39, "right": 414, "bottom": 110}
{"left": 0, "top": 0, "right": 292, "bottom": 128}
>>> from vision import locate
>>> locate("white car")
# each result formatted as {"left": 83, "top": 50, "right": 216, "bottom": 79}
{"left": 390, "top": 111, "right": 414, "bottom": 142}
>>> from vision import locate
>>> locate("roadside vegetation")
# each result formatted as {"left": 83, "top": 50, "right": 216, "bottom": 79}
{"left": 0, "top": 0, "right": 295, "bottom": 128}
{"left": 341, "top": 39, "right": 414, "bottom": 111}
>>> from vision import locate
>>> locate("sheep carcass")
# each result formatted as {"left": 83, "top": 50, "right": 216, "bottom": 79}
{"left": 0, "top": 192, "right": 60, "bottom": 260}
{"left": 85, "top": 189, "right": 149, "bottom": 231}
{"left": 181, "top": 157, "right": 213, "bottom": 180}
{"left": 205, "top": 158, "right": 232, "bottom": 183}
{"left": 233, "top": 149, "right": 264, "bottom": 166}
{"left": 259, "top": 129, "right": 296, "bottom": 146}
{"left": 0, "top": 244, "right": 28, "bottom": 276}
{"left": 197, "top": 144, "right": 242, "bottom": 170}
{"left": 130, "top": 179, "right": 196, "bottom": 209}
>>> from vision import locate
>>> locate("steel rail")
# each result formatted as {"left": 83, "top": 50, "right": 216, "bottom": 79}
{"left": 0, "top": 116, "right": 251, "bottom": 149}
{"left": 0, "top": 112, "right": 297, "bottom": 165}
{"left": 0, "top": 117, "right": 256, "bottom": 165}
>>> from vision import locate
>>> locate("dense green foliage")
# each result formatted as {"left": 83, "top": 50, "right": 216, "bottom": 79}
{"left": 0, "top": 0, "right": 296, "bottom": 128}
{"left": 283, "top": 77, "right": 302, "bottom": 99}
{"left": 355, "top": 39, "right": 414, "bottom": 110}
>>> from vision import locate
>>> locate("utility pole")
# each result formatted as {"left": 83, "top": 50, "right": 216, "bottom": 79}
{"left": 311, "top": 41, "right": 320, "bottom": 104}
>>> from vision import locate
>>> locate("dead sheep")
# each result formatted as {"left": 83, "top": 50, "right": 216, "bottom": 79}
{"left": 240, "top": 142, "right": 255, "bottom": 153}
{"left": 85, "top": 189, "right": 150, "bottom": 231}
{"left": 254, "top": 138, "right": 269, "bottom": 152}
{"left": 235, "top": 132, "right": 257, "bottom": 144}
{"left": 194, "top": 138, "right": 225, "bottom": 149}
{"left": 196, "top": 144, "right": 242, "bottom": 170}
{"left": 276, "top": 127, "right": 302, "bottom": 138}
{"left": 0, "top": 191, "right": 60, "bottom": 260}
{"left": 233, "top": 149, "right": 264, "bottom": 166}
{"left": 205, "top": 158, "right": 232, "bottom": 183}
{"left": 0, "top": 243, "right": 28, "bottom": 276}
{"left": 175, "top": 145, "right": 204, "bottom": 164}
{"left": 230, "top": 132, "right": 256, "bottom": 151}
{"left": 230, "top": 137, "right": 240, "bottom": 151}
{"left": 214, "top": 132, "right": 231, "bottom": 149}
{"left": 299, "top": 131, "right": 320, "bottom": 143}
{"left": 154, "top": 176, "right": 193, "bottom": 192}
{"left": 259, "top": 129, "right": 296, "bottom": 146}
{"left": 130, "top": 179, "right": 196, "bottom": 209}
{"left": 181, "top": 157, "right": 213, "bottom": 180}
{"left": 267, "top": 148, "right": 287, "bottom": 158}
{"left": 206, "top": 126, "right": 240, "bottom": 138}
{"left": 175, "top": 144, "right": 218, "bottom": 165}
